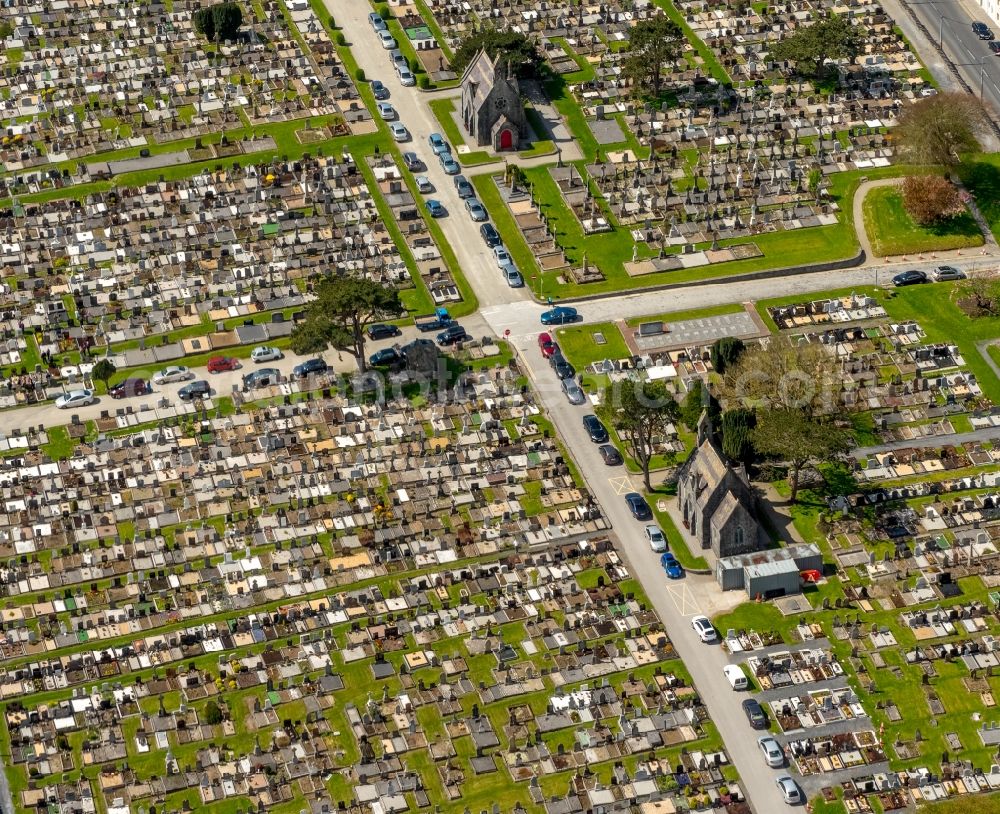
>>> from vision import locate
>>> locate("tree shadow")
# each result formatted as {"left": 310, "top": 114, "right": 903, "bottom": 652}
{"left": 957, "top": 160, "right": 1000, "bottom": 231}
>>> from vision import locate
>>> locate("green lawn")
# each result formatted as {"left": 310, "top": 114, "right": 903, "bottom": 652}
{"left": 863, "top": 185, "right": 984, "bottom": 256}
{"left": 957, "top": 153, "right": 1000, "bottom": 242}
{"left": 553, "top": 322, "right": 630, "bottom": 368}
{"left": 428, "top": 97, "right": 466, "bottom": 150}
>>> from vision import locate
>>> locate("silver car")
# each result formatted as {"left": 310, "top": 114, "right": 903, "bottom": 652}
{"left": 152, "top": 365, "right": 193, "bottom": 384}
{"left": 561, "top": 378, "right": 585, "bottom": 405}
{"left": 758, "top": 736, "right": 784, "bottom": 768}
{"left": 934, "top": 265, "right": 965, "bottom": 281}
{"left": 775, "top": 776, "right": 801, "bottom": 805}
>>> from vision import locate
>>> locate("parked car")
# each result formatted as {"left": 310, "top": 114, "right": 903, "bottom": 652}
{"left": 561, "top": 377, "right": 586, "bottom": 405}
{"left": 377, "top": 30, "right": 396, "bottom": 49}
{"left": 367, "top": 323, "right": 401, "bottom": 340}
{"left": 501, "top": 264, "right": 523, "bottom": 287}
{"left": 368, "top": 12, "right": 386, "bottom": 31}
{"left": 251, "top": 346, "right": 282, "bottom": 363}
{"left": 415, "top": 308, "right": 454, "bottom": 332}
{"left": 152, "top": 365, "right": 192, "bottom": 384}
{"left": 691, "top": 615, "right": 717, "bottom": 643}
{"left": 425, "top": 199, "right": 445, "bottom": 218}
{"left": 933, "top": 265, "right": 965, "bottom": 281}
{"left": 178, "top": 380, "right": 211, "bottom": 401}
{"left": 389, "top": 122, "right": 409, "bottom": 142}
{"left": 775, "top": 776, "right": 801, "bottom": 805}
{"left": 551, "top": 354, "right": 575, "bottom": 380}
{"left": 991, "top": 40, "right": 1000, "bottom": 54}
{"left": 454, "top": 175, "right": 474, "bottom": 198}
{"left": 480, "top": 223, "right": 501, "bottom": 246}
{"left": 493, "top": 245, "right": 512, "bottom": 267}
{"left": 108, "top": 377, "right": 148, "bottom": 399}
{"left": 758, "top": 735, "right": 784, "bottom": 765}
{"left": 243, "top": 368, "right": 280, "bottom": 389}
{"left": 55, "top": 388, "right": 95, "bottom": 409}
{"left": 428, "top": 133, "right": 449, "bottom": 154}
{"left": 396, "top": 66, "right": 416, "bottom": 86}
{"left": 465, "top": 198, "right": 488, "bottom": 222}
{"left": 892, "top": 269, "right": 928, "bottom": 287}
{"left": 537, "top": 332, "right": 558, "bottom": 357}
{"left": 370, "top": 347, "right": 401, "bottom": 367}
{"left": 540, "top": 306, "right": 578, "bottom": 325}
{"left": 974, "top": 20, "right": 995, "bottom": 39}
{"left": 376, "top": 102, "right": 396, "bottom": 120}
{"left": 645, "top": 524, "right": 666, "bottom": 552}
{"left": 415, "top": 175, "right": 433, "bottom": 193}
{"left": 437, "top": 324, "right": 470, "bottom": 346}
{"left": 660, "top": 552, "right": 683, "bottom": 579}
{"left": 582, "top": 414, "right": 608, "bottom": 443}
{"left": 598, "top": 444, "right": 622, "bottom": 466}
{"left": 293, "top": 358, "right": 328, "bottom": 378}
{"left": 371, "top": 79, "right": 390, "bottom": 99}
{"left": 402, "top": 151, "right": 422, "bottom": 171}
{"left": 439, "top": 153, "right": 460, "bottom": 174}
{"left": 207, "top": 355, "right": 239, "bottom": 373}
{"left": 745, "top": 701, "right": 770, "bottom": 731}
{"left": 624, "top": 492, "right": 652, "bottom": 520}
{"left": 389, "top": 49, "right": 406, "bottom": 71}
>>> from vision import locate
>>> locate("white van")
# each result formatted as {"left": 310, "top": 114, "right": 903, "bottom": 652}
{"left": 723, "top": 664, "right": 748, "bottom": 691}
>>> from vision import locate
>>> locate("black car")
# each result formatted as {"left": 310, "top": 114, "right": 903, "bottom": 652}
{"left": 437, "top": 324, "right": 470, "bottom": 346}
{"left": 480, "top": 223, "right": 502, "bottom": 247}
{"left": 108, "top": 377, "right": 148, "bottom": 399}
{"left": 974, "top": 20, "right": 995, "bottom": 38}
{"left": 454, "top": 174, "right": 475, "bottom": 199}
{"left": 625, "top": 492, "right": 652, "bottom": 521}
{"left": 369, "top": 347, "right": 401, "bottom": 367}
{"left": 293, "top": 358, "right": 328, "bottom": 378}
{"left": 599, "top": 444, "right": 623, "bottom": 466}
{"left": 892, "top": 269, "right": 928, "bottom": 287}
{"left": 742, "top": 698, "right": 769, "bottom": 730}
{"left": 990, "top": 40, "right": 1000, "bottom": 54}
{"left": 178, "top": 379, "right": 211, "bottom": 401}
{"left": 368, "top": 323, "right": 402, "bottom": 341}
{"left": 582, "top": 414, "right": 609, "bottom": 443}
{"left": 550, "top": 353, "right": 575, "bottom": 380}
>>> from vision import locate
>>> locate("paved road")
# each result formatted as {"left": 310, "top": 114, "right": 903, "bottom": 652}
{"left": 903, "top": 0, "right": 1000, "bottom": 122}
{"left": 854, "top": 425, "right": 1000, "bottom": 455}
{"left": 330, "top": 2, "right": 524, "bottom": 311}
{"left": 511, "top": 338, "right": 792, "bottom": 812}
{"left": 22, "top": 314, "right": 492, "bottom": 430}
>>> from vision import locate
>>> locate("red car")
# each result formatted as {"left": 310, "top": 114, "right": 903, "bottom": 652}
{"left": 538, "top": 332, "right": 558, "bottom": 358}
{"left": 207, "top": 356, "right": 239, "bottom": 373}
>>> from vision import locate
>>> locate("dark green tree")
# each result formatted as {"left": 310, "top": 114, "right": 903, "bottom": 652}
{"left": 451, "top": 27, "right": 542, "bottom": 78}
{"left": 91, "top": 358, "right": 116, "bottom": 391}
{"left": 679, "top": 379, "right": 720, "bottom": 432}
{"left": 710, "top": 336, "right": 746, "bottom": 376}
{"left": 212, "top": 2, "right": 243, "bottom": 42}
{"left": 192, "top": 7, "right": 216, "bottom": 41}
{"left": 622, "top": 13, "right": 684, "bottom": 98}
{"left": 720, "top": 408, "right": 756, "bottom": 465}
{"left": 596, "top": 379, "right": 679, "bottom": 491}
{"left": 203, "top": 700, "right": 224, "bottom": 725}
{"left": 751, "top": 409, "right": 853, "bottom": 503}
{"left": 290, "top": 276, "right": 403, "bottom": 373}
{"left": 768, "top": 14, "right": 862, "bottom": 81}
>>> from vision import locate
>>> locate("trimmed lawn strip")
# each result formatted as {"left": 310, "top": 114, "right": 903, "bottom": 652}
{"left": 623, "top": 302, "right": 745, "bottom": 328}
{"left": 863, "top": 185, "right": 983, "bottom": 256}
{"left": 554, "top": 321, "right": 630, "bottom": 368}
{"left": 428, "top": 96, "right": 465, "bottom": 149}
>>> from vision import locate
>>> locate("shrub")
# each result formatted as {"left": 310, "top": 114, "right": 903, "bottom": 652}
{"left": 417, "top": 74, "right": 430, "bottom": 89}
{"left": 327, "top": 14, "right": 336, "bottom": 28}
{"left": 377, "top": 4, "right": 391, "bottom": 19}
{"left": 355, "top": 67, "right": 365, "bottom": 82}
{"left": 335, "top": 31, "right": 345, "bottom": 45}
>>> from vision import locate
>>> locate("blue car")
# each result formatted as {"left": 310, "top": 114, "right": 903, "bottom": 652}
{"left": 425, "top": 199, "right": 445, "bottom": 218}
{"left": 428, "top": 133, "right": 449, "bottom": 155}
{"left": 540, "top": 306, "right": 578, "bottom": 325}
{"left": 624, "top": 492, "right": 652, "bottom": 521}
{"left": 660, "top": 552, "right": 683, "bottom": 579}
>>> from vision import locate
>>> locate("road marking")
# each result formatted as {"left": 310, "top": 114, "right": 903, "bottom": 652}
{"left": 665, "top": 583, "right": 701, "bottom": 617}
{"left": 608, "top": 476, "right": 634, "bottom": 495}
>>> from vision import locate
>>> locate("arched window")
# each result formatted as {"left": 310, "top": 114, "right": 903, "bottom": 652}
{"left": 734, "top": 526, "right": 745, "bottom": 548}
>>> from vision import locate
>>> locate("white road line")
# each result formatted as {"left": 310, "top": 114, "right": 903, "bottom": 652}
{"left": 666, "top": 583, "right": 702, "bottom": 617}
{"left": 608, "top": 475, "right": 634, "bottom": 495}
